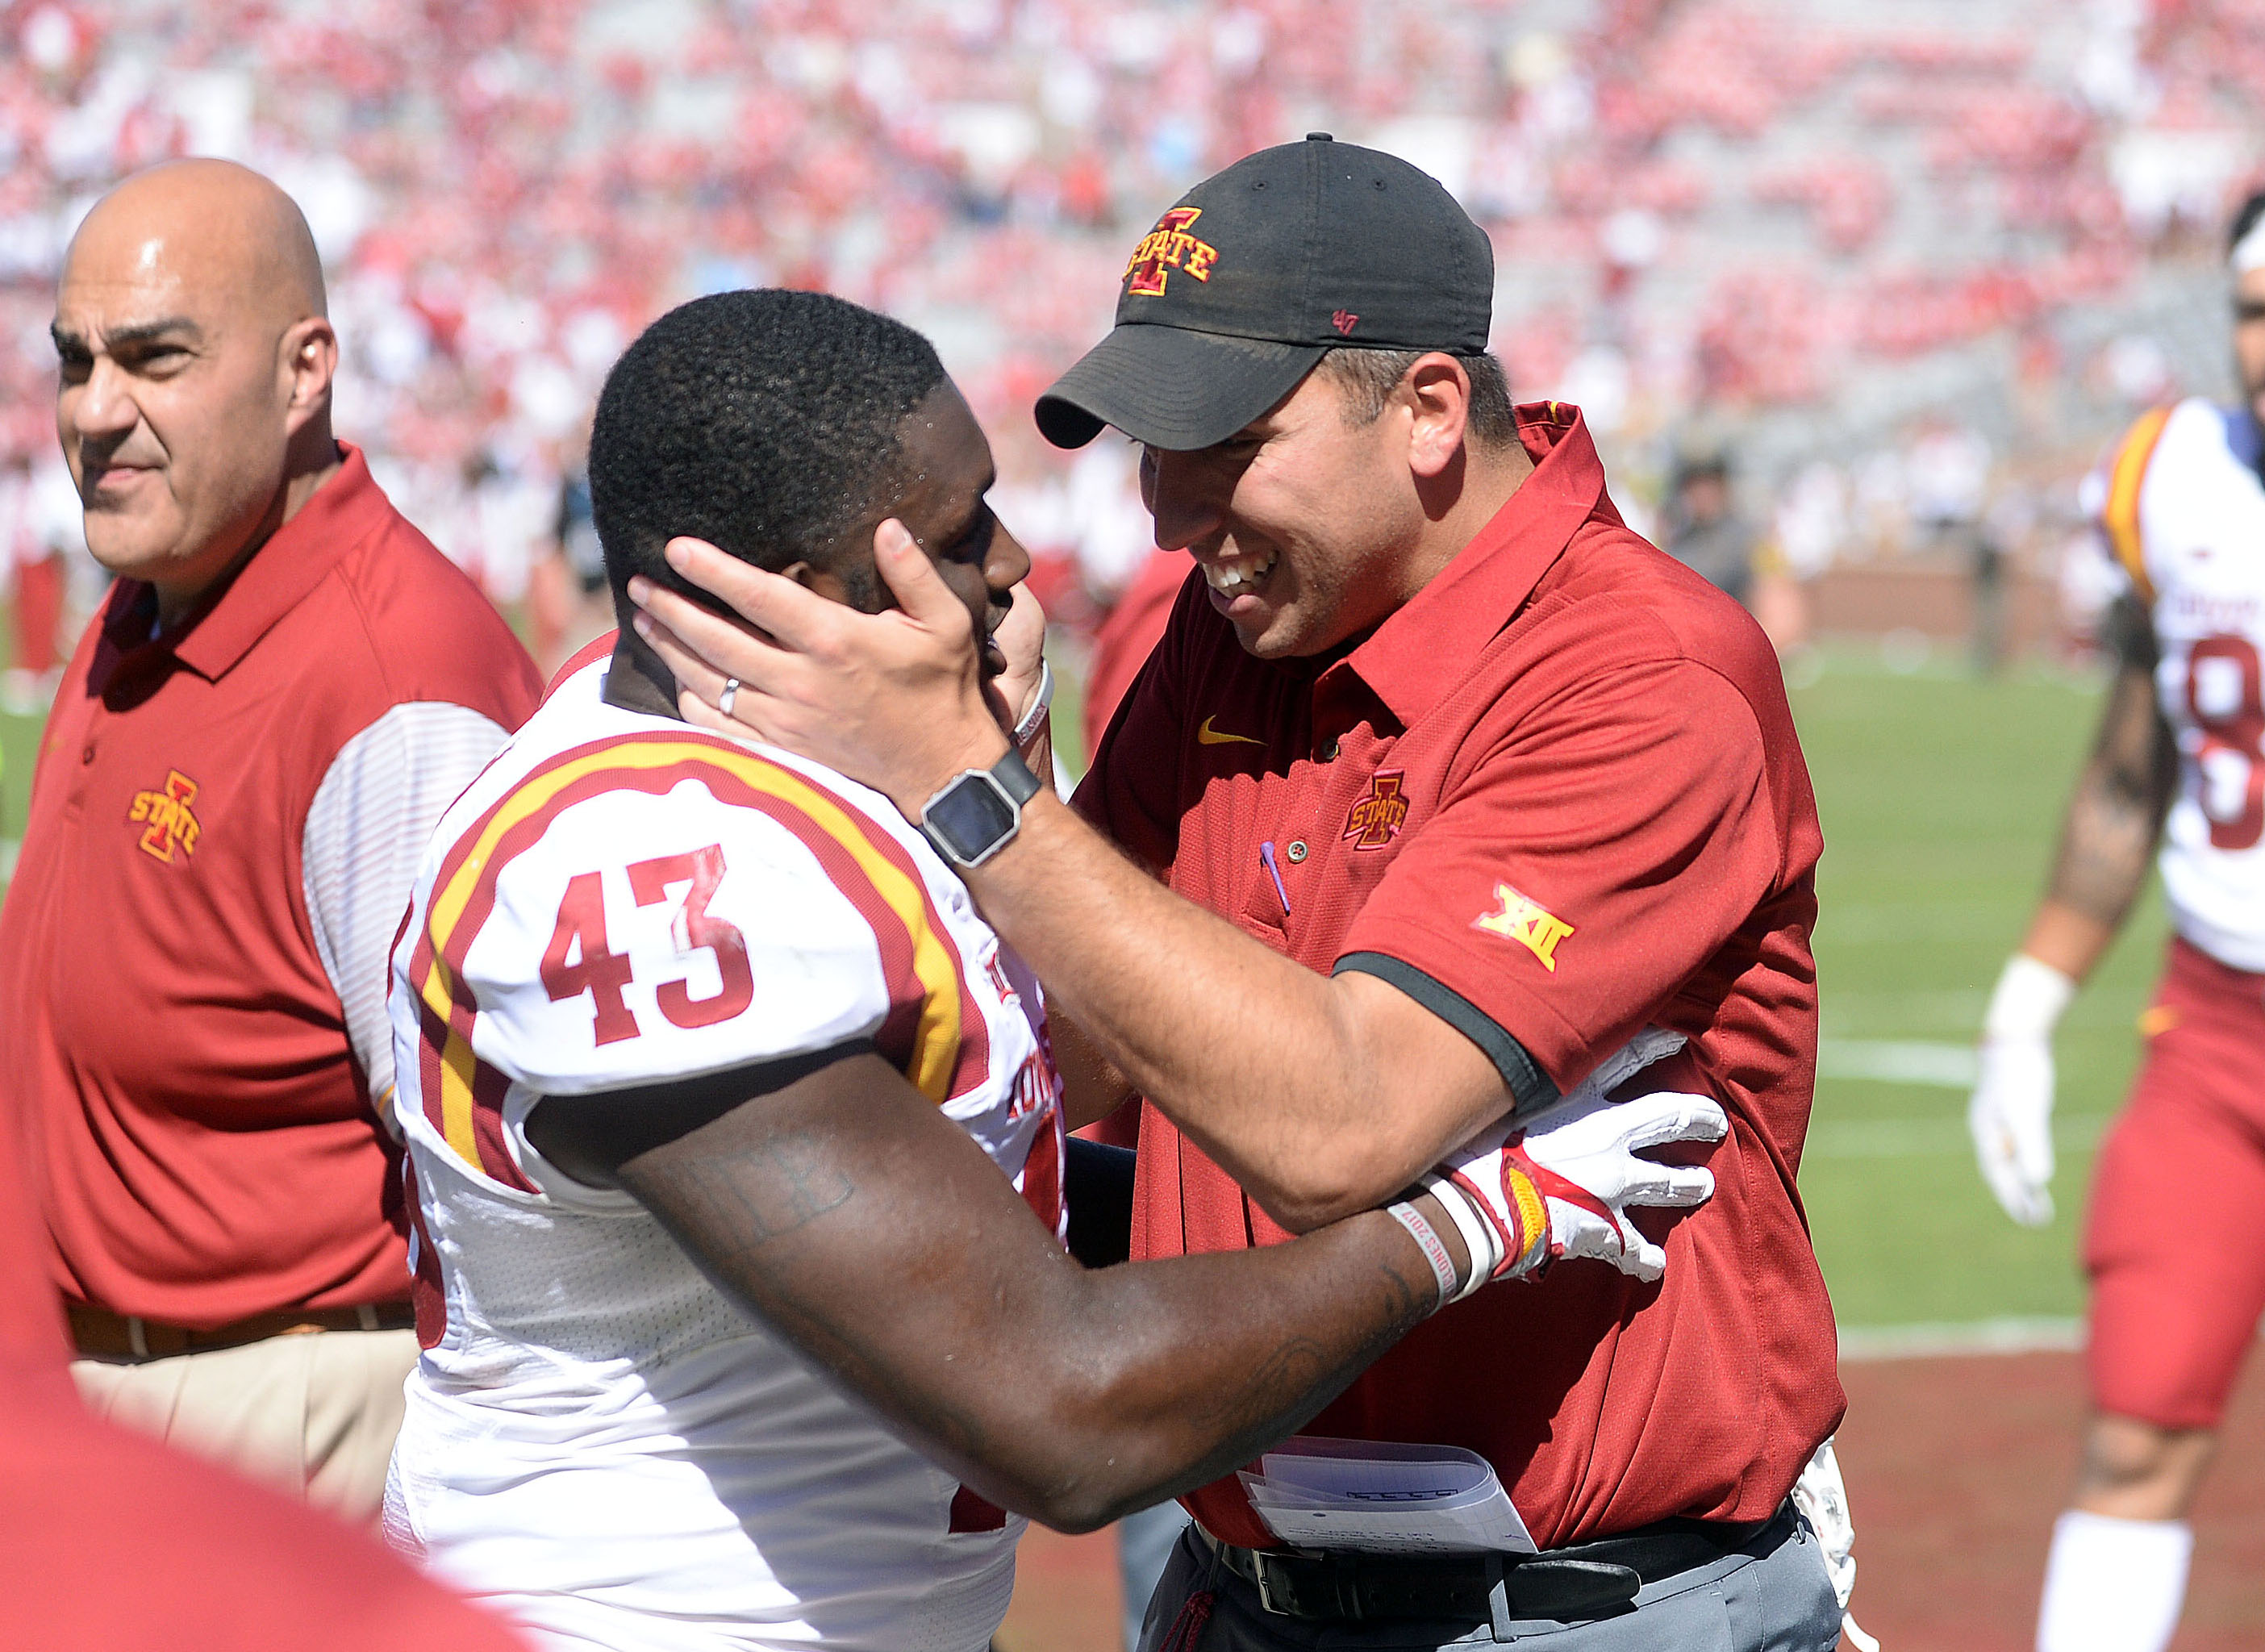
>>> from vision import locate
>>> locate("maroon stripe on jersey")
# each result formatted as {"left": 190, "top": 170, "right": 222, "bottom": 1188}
{"left": 401, "top": 1155, "right": 447, "bottom": 1351}
{"left": 469, "top": 1045, "right": 537, "bottom": 1195}
{"left": 415, "top": 993, "right": 451, "bottom": 1145}
{"left": 542, "top": 630, "right": 619, "bottom": 701}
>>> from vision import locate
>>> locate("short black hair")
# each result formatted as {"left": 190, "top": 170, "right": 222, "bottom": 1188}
{"left": 589, "top": 289, "right": 947, "bottom": 609}
{"left": 2231, "top": 188, "right": 2265, "bottom": 258}
{"left": 1314, "top": 347, "right": 1518, "bottom": 447}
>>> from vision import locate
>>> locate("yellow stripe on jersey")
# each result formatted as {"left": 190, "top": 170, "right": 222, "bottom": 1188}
{"left": 439, "top": 1024, "right": 482, "bottom": 1170}
{"left": 2101, "top": 405, "right": 2172, "bottom": 607}
{"left": 421, "top": 740, "right": 964, "bottom": 1117}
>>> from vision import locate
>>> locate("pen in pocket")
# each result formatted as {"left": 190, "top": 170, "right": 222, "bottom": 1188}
{"left": 1259, "top": 840, "right": 1291, "bottom": 916}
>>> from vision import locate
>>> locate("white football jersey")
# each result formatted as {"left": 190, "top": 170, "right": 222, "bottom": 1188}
{"left": 382, "top": 654, "right": 1065, "bottom": 1652}
{"left": 2092, "top": 398, "right": 2265, "bottom": 970}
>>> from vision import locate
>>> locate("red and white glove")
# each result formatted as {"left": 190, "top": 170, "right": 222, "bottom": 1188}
{"left": 1388, "top": 1031, "right": 1727, "bottom": 1301}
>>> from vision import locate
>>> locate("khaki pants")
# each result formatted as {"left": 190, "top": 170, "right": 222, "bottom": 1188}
{"left": 73, "top": 1327, "right": 419, "bottom": 1525}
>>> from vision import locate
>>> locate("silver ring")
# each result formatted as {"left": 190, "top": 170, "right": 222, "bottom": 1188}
{"left": 717, "top": 678, "right": 740, "bottom": 719}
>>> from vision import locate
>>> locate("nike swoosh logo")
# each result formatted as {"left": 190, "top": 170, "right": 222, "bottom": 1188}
{"left": 1198, "top": 715, "right": 1262, "bottom": 746}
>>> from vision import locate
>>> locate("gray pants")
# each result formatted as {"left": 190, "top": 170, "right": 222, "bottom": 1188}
{"left": 1135, "top": 1508, "right": 1841, "bottom": 1651}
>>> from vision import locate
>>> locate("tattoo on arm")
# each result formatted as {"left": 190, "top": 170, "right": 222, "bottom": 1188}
{"left": 2047, "top": 594, "right": 2175, "bottom": 927}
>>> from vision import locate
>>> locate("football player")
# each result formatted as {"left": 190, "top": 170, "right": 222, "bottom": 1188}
{"left": 1971, "top": 189, "right": 2265, "bottom": 1652}
{"left": 382, "top": 289, "right": 1727, "bottom": 1652}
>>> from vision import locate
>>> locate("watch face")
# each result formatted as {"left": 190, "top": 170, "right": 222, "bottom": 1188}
{"left": 926, "top": 774, "right": 1017, "bottom": 863}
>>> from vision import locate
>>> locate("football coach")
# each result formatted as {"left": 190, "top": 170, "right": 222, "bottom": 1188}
{"left": 0, "top": 160, "right": 541, "bottom": 1521}
{"left": 630, "top": 136, "right": 1847, "bottom": 1650}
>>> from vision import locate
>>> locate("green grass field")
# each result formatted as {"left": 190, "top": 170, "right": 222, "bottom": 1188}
{"left": 1792, "top": 649, "right": 2167, "bottom": 1332}
{"left": 0, "top": 612, "right": 2165, "bottom": 1332}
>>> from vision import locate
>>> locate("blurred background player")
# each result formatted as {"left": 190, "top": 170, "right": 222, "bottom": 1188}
{"left": 384, "top": 287, "right": 1727, "bottom": 1652}
{"left": 1968, "top": 187, "right": 2265, "bottom": 1652}
{"left": 0, "top": 158, "right": 541, "bottom": 1521}
{"left": 1660, "top": 448, "right": 1758, "bottom": 610}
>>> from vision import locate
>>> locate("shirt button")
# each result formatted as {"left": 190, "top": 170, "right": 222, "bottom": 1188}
{"left": 1286, "top": 841, "right": 1309, "bottom": 863}
{"left": 1319, "top": 739, "right": 1340, "bottom": 761}
{"left": 81, "top": 745, "right": 95, "bottom": 766}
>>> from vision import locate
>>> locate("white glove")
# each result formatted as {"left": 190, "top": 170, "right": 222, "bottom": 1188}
{"left": 1792, "top": 1437, "right": 1879, "bottom": 1651}
{"left": 1416, "top": 1030, "right": 1729, "bottom": 1291}
{"left": 1968, "top": 954, "right": 2074, "bottom": 1228}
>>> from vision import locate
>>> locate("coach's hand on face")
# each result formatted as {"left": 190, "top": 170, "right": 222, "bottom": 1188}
{"left": 632, "top": 519, "right": 1033, "bottom": 813}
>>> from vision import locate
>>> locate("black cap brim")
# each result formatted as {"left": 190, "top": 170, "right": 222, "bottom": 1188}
{"left": 1035, "top": 325, "right": 1326, "bottom": 451}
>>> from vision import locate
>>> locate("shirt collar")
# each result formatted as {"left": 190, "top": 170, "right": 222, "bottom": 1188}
{"left": 1332, "top": 403, "right": 1608, "bottom": 728}
{"left": 110, "top": 443, "right": 386, "bottom": 683}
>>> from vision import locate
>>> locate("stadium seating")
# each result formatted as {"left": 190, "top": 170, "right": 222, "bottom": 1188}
{"left": 0, "top": 0, "right": 2255, "bottom": 611}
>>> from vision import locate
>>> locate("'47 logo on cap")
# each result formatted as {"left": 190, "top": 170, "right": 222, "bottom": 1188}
{"left": 1124, "top": 206, "right": 1220, "bottom": 296}
{"left": 1473, "top": 882, "right": 1573, "bottom": 973}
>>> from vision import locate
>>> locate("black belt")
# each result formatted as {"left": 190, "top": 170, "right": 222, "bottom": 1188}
{"left": 1205, "top": 1500, "right": 1793, "bottom": 1623}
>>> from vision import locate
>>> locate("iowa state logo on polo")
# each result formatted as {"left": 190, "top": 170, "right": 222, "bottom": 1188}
{"left": 1341, "top": 770, "right": 1409, "bottom": 849}
{"left": 1124, "top": 206, "right": 1219, "bottom": 296}
{"left": 1473, "top": 882, "right": 1574, "bottom": 972}
{"left": 128, "top": 769, "right": 202, "bottom": 863}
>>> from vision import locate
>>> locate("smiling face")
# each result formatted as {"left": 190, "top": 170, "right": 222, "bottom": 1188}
{"left": 50, "top": 161, "right": 332, "bottom": 600}
{"left": 826, "top": 380, "right": 1030, "bottom": 674}
{"left": 1138, "top": 365, "right": 1429, "bottom": 659}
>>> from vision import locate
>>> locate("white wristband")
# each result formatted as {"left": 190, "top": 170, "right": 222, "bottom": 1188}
{"left": 1983, "top": 953, "right": 2077, "bottom": 1042}
{"left": 1012, "top": 658, "right": 1054, "bottom": 749}
{"left": 1418, "top": 1174, "right": 1506, "bottom": 1301}
{"left": 1383, "top": 1200, "right": 1462, "bottom": 1309}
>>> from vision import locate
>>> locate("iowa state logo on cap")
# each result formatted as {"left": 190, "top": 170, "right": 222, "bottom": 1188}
{"left": 1124, "top": 206, "right": 1220, "bottom": 296}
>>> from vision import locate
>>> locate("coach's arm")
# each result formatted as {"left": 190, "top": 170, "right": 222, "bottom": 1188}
{"left": 525, "top": 1042, "right": 1448, "bottom": 1533}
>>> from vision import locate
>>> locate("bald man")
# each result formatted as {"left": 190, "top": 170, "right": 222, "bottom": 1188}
{"left": 0, "top": 160, "right": 543, "bottom": 1520}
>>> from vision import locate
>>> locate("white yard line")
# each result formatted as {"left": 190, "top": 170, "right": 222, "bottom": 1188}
{"left": 1836, "top": 1317, "right": 2084, "bottom": 1361}
{"left": 1806, "top": 1111, "right": 2108, "bottom": 1159}
{"left": 0, "top": 838, "right": 16, "bottom": 882}
{"left": 1817, "top": 1038, "right": 1976, "bottom": 1087}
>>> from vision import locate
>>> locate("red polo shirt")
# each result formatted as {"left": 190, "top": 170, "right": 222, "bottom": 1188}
{"left": 1076, "top": 404, "right": 1842, "bottom": 1550}
{"left": 0, "top": 445, "right": 542, "bottom": 1327}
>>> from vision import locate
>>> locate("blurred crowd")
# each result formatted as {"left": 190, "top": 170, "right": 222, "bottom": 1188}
{"left": 3, "top": 0, "right": 2263, "bottom": 691}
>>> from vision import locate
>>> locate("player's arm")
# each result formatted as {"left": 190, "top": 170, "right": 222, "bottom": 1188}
{"left": 525, "top": 1046, "right": 1719, "bottom": 1533}
{"left": 1971, "top": 590, "right": 2177, "bottom": 1225}
{"left": 2023, "top": 591, "right": 2177, "bottom": 975}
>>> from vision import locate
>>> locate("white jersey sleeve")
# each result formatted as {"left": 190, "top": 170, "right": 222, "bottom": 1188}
{"left": 401, "top": 738, "right": 974, "bottom": 1115}
{"left": 436, "top": 770, "right": 932, "bottom": 1099}
{"left": 302, "top": 701, "right": 513, "bottom": 1116}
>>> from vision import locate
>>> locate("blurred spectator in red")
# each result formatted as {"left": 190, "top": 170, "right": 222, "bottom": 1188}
{"left": 0, "top": 1042, "right": 531, "bottom": 1651}
{"left": 1081, "top": 546, "right": 1188, "bottom": 761}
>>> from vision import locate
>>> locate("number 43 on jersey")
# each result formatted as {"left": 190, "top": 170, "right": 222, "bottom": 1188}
{"left": 541, "top": 845, "right": 753, "bottom": 1045}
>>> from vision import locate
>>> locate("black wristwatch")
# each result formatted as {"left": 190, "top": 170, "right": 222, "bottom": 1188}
{"left": 917, "top": 748, "right": 1043, "bottom": 869}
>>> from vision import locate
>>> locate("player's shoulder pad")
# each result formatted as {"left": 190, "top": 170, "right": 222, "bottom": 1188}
{"left": 413, "top": 733, "right": 941, "bottom": 1098}
{"left": 2096, "top": 402, "right": 2183, "bottom": 605}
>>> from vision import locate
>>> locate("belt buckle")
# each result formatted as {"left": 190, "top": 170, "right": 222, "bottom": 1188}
{"left": 1252, "top": 1553, "right": 1293, "bottom": 1617}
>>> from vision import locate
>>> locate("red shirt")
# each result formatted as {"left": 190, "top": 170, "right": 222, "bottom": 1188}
{"left": 0, "top": 446, "right": 542, "bottom": 1326}
{"left": 1076, "top": 405, "right": 1842, "bottom": 1548}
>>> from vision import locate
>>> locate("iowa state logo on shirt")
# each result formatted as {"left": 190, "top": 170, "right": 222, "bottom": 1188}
{"left": 127, "top": 768, "right": 203, "bottom": 863}
{"left": 1341, "top": 771, "right": 1409, "bottom": 849}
